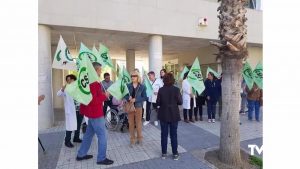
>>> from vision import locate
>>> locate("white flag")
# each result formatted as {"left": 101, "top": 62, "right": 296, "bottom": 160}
{"left": 52, "top": 35, "right": 77, "bottom": 70}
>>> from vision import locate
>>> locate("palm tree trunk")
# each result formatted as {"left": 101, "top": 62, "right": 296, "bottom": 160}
{"left": 219, "top": 58, "right": 243, "bottom": 166}
{"left": 210, "top": 0, "right": 248, "bottom": 167}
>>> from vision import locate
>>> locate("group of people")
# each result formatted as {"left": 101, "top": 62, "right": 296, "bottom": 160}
{"left": 182, "top": 71, "right": 222, "bottom": 123}
{"left": 56, "top": 63, "right": 263, "bottom": 165}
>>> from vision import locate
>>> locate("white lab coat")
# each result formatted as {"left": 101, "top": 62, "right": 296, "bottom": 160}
{"left": 182, "top": 79, "right": 192, "bottom": 109}
{"left": 57, "top": 89, "right": 77, "bottom": 131}
{"left": 149, "top": 78, "right": 164, "bottom": 103}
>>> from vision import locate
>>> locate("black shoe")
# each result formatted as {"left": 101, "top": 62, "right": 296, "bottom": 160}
{"left": 65, "top": 142, "right": 74, "bottom": 148}
{"left": 76, "top": 155, "right": 93, "bottom": 161}
{"left": 73, "top": 138, "right": 82, "bottom": 143}
{"left": 97, "top": 158, "right": 114, "bottom": 165}
{"left": 173, "top": 154, "right": 179, "bottom": 160}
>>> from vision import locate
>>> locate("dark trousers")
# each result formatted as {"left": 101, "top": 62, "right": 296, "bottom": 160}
{"left": 160, "top": 121, "right": 178, "bottom": 155}
{"left": 142, "top": 107, "right": 145, "bottom": 120}
{"left": 207, "top": 100, "right": 217, "bottom": 119}
{"left": 194, "top": 97, "right": 203, "bottom": 118}
{"left": 65, "top": 111, "right": 83, "bottom": 143}
{"left": 103, "top": 100, "right": 112, "bottom": 116}
{"left": 183, "top": 98, "right": 194, "bottom": 120}
{"left": 145, "top": 101, "right": 158, "bottom": 121}
{"left": 183, "top": 109, "right": 192, "bottom": 120}
{"left": 217, "top": 96, "right": 222, "bottom": 118}
{"left": 75, "top": 110, "right": 83, "bottom": 139}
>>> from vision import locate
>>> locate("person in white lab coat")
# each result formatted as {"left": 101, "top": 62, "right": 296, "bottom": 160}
{"left": 57, "top": 74, "right": 83, "bottom": 148}
{"left": 182, "top": 72, "right": 195, "bottom": 123}
{"left": 144, "top": 71, "right": 163, "bottom": 126}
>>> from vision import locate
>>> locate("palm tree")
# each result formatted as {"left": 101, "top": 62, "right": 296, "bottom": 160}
{"left": 210, "top": 0, "right": 248, "bottom": 167}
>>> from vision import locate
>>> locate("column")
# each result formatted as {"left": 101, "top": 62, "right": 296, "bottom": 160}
{"left": 112, "top": 59, "right": 117, "bottom": 81}
{"left": 38, "top": 25, "right": 54, "bottom": 130}
{"left": 126, "top": 49, "right": 135, "bottom": 73}
{"left": 149, "top": 35, "right": 162, "bottom": 77}
{"left": 217, "top": 58, "right": 222, "bottom": 74}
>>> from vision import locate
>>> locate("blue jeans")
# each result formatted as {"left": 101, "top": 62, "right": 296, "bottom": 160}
{"left": 77, "top": 117, "right": 107, "bottom": 162}
{"left": 207, "top": 100, "right": 217, "bottom": 119}
{"left": 247, "top": 100, "right": 260, "bottom": 121}
{"left": 160, "top": 121, "right": 178, "bottom": 155}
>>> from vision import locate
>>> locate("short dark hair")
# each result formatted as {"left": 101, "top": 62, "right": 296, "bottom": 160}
{"left": 66, "top": 74, "right": 77, "bottom": 81}
{"left": 208, "top": 72, "right": 216, "bottom": 79}
{"left": 163, "top": 73, "right": 175, "bottom": 86}
{"left": 183, "top": 72, "right": 189, "bottom": 80}
{"left": 104, "top": 73, "right": 110, "bottom": 78}
{"left": 160, "top": 69, "right": 166, "bottom": 73}
{"left": 148, "top": 71, "right": 155, "bottom": 76}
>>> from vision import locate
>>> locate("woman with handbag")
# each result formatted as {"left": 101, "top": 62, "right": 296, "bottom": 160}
{"left": 124, "top": 71, "right": 147, "bottom": 147}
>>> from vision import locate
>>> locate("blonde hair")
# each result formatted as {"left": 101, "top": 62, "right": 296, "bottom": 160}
{"left": 131, "top": 71, "right": 142, "bottom": 83}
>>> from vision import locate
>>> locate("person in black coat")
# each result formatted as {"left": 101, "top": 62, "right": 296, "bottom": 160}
{"left": 204, "top": 72, "right": 219, "bottom": 123}
{"left": 194, "top": 90, "right": 206, "bottom": 121}
{"left": 156, "top": 73, "right": 183, "bottom": 160}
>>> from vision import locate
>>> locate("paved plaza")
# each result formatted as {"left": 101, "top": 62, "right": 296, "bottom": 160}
{"left": 39, "top": 107, "right": 262, "bottom": 169}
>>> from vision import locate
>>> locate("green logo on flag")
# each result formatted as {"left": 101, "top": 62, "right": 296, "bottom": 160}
{"left": 191, "top": 69, "right": 203, "bottom": 81}
{"left": 120, "top": 76, "right": 126, "bottom": 94}
{"left": 65, "top": 48, "right": 73, "bottom": 61}
{"left": 243, "top": 68, "right": 253, "bottom": 79}
{"left": 56, "top": 50, "right": 62, "bottom": 61}
{"left": 78, "top": 67, "right": 90, "bottom": 95}
{"left": 78, "top": 52, "right": 98, "bottom": 62}
{"left": 253, "top": 68, "right": 262, "bottom": 79}
{"left": 123, "top": 75, "right": 130, "bottom": 84}
{"left": 101, "top": 52, "right": 108, "bottom": 60}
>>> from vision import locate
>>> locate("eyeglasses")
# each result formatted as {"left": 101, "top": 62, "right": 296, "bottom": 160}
{"left": 131, "top": 75, "right": 138, "bottom": 77}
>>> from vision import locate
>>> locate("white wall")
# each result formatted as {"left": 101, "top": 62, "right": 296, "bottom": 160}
{"left": 39, "top": 0, "right": 262, "bottom": 44}
{"left": 247, "top": 46, "right": 263, "bottom": 68}
{"left": 173, "top": 45, "right": 262, "bottom": 70}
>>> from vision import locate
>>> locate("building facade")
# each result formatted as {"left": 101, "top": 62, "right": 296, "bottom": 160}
{"left": 38, "top": 0, "right": 262, "bottom": 129}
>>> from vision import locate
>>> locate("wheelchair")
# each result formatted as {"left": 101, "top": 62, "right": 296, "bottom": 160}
{"left": 105, "top": 105, "right": 129, "bottom": 132}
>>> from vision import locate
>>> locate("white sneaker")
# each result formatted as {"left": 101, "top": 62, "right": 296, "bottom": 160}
{"left": 212, "top": 119, "right": 215, "bottom": 123}
{"left": 143, "top": 121, "right": 150, "bottom": 126}
{"left": 154, "top": 121, "right": 158, "bottom": 126}
{"left": 208, "top": 119, "right": 211, "bottom": 123}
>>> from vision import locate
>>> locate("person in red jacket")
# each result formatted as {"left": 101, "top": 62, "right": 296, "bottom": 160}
{"left": 76, "top": 62, "right": 114, "bottom": 165}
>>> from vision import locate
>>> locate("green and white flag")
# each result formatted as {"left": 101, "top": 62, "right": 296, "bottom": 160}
{"left": 99, "top": 44, "right": 114, "bottom": 69}
{"left": 77, "top": 43, "right": 99, "bottom": 65}
{"left": 242, "top": 61, "right": 254, "bottom": 90}
{"left": 92, "top": 46, "right": 105, "bottom": 66}
{"left": 253, "top": 62, "right": 263, "bottom": 89}
{"left": 107, "top": 76, "right": 130, "bottom": 100}
{"left": 119, "top": 66, "right": 131, "bottom": 84}
{"left": 65, "top": 55, "right": 99, "bottom": 105}
{"left": 142, "top": 67, "right": 153, "bottom": 97}
{"left": 52, "top": 35, "right": 76, "bottom": 70}
{"left": 206, "top": 67, "right": 221, "bottom": 79}
{"left": 180, "top": 66, "right": 189, "bottom": 80}
{"left": 187, "top": 57, "right": 205, "bottom": 94}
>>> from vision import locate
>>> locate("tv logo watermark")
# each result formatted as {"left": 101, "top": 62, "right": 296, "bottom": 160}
{"left": 248, "top": 145, "right": 263, "bottom": 155}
